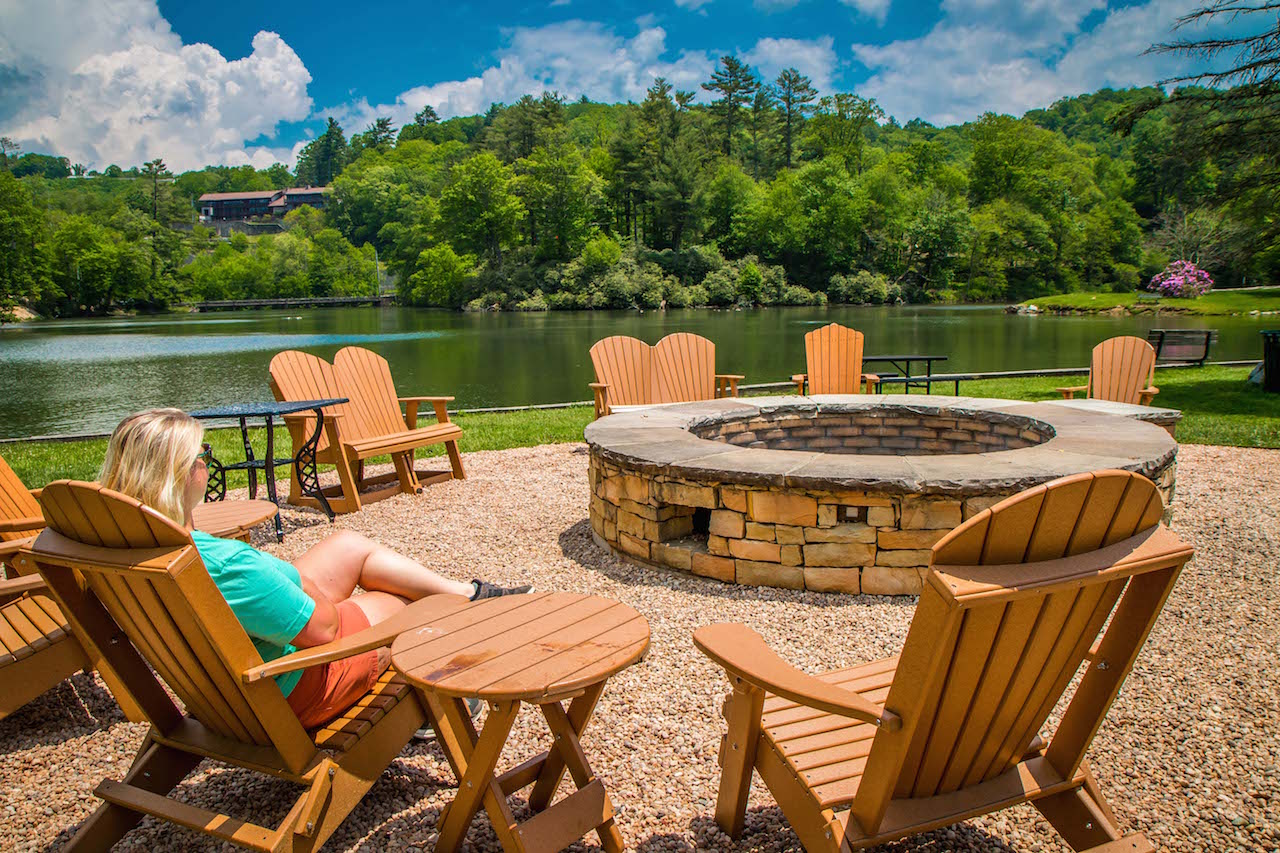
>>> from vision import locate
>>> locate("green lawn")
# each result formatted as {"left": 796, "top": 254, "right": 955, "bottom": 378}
{"left": 3, "top": 366, "right": 1274, "bottom": 488}
{"left": 1022, "top": 287, "right": 1280, "bottom": 315}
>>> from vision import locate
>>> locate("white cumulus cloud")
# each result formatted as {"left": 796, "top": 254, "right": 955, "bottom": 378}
{"left": 742, "top": 36, "right": 837, "bottom": 93}
{"left": 754, "top": 0, "right": 890, "bottom": 24}
{"left": 853, "top": 0, "right": 1211, "bottom": 126}
{"left": 322, "top": 20, "right": 717, "bottom": 131}
{"left": 0, "top": 0, "right": 313, "bottom": 171}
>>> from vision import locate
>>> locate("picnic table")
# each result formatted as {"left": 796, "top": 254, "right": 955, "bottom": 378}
{"left": 391, "top": 592, "right": 650, "bottom": 853}
{"left": 863, "top": 354, "right": 949, "bottom": 393}
{"left": 188, "top": 398, "right": 347, "bottom": 539}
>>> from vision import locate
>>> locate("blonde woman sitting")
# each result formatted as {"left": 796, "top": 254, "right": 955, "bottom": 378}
{"left": 99, "top": 409, "right": 531, "bottom": 729}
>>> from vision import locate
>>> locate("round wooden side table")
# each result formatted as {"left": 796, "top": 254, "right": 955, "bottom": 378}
{"left": 390, "top": 591, "right": 649, "bottom": 853}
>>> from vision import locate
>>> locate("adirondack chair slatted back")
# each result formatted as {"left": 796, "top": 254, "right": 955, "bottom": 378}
{"left": 0, "top": 455, "right": 41, "bottom": 544}
{"left": 335, "top": 346, "right": 411, "bottom": 436}
{"left": 590, "top": 336, "right": 657, "bottom": 407}
{"left": 655, "top": 332, "right": 716, "bottom": 403}
{"left": 26, "top": 482, "right": 316, "bottom": 773}
{"left": 805, "top": 323, "right": 866, "bottom": 395}
{"left": 1090, "top": 336, "right": 1157, "bottom": 405}
{"left": 851, "top": 470, "right": 1186, "bottom": 833}
{"left": 268, "top": 350, "right": 352, "bottom": 451}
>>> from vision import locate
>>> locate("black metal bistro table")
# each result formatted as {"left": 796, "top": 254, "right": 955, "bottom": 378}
{"left": 863, "top": 355, "right": 949, "bottom": 394}
{"left": 188, "top": 398, "right": 347, "bottom": 541}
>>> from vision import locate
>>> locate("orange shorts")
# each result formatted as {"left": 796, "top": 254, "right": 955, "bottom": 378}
{"left": 286, "top": 599, "right": 382, "bottom": 730}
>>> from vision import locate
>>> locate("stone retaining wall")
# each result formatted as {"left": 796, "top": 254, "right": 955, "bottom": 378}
{"left": 588, "top": 458, "right": 1177, "bottom": 595}
{"left": 585, "top": 396, "right": 1181, "bottom": 596}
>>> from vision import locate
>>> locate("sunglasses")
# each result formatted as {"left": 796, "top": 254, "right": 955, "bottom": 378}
{"left": 194, "top": 442, "right": 212, "bottom": 464}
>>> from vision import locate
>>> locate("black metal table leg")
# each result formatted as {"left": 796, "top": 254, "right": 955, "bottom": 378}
{"left": 294, "top": 407, "right": 335, "bottom": 522}
{"left": 240, "top": 416, "right": 258, "bottom": 500}
{"left": 264, "top": 415, "right": 284, "bottom": 542}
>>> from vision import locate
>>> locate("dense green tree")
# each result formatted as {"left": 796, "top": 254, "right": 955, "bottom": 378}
{"left": 295, "top": 118, "right": 349, "bottom": 186}
{"left": 11, "top": 153, "right": 70, "bottom": 179}
{"left": 514, "top": 142, "right": 601, "bottom": 260}
{"left": 702, "top": 56, "right": 759, "bottom": 157}
{"left": 438, "top": 152, "right": 525, "bottom": 262}
{"left": 804, "top": 94, "right": 884, "bottom": 173}
{"left": 0, "top": 172, "right": 46, "bottom": 320}
{"left": 775, "top": 68, "right": 818, "bottom": 167}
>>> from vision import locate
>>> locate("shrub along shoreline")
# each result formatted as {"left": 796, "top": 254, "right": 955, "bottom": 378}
{"left": 1019, "top": 287, "right": 1280, "bottom": 316}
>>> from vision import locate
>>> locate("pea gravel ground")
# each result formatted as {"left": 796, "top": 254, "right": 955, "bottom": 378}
{"left": 2, "top": 442, "right": 1276, "bottom": 852}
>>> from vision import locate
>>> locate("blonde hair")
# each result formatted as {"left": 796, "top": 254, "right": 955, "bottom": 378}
{"left": 99, "top": 409, "right": 205, "bottom": 525}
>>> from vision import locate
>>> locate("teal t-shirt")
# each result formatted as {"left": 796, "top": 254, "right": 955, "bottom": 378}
{"left": 191, "top": 531, "right": 316, "bottom": 697}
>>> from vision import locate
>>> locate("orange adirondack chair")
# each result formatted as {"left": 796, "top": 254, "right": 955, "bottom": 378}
{"left": 15, "top": 481, "right": 469, "bottom": 851}
{"left": 696, "top": 469, "right": 1190, "bottom": 852}
{"left": 0, "top": 453, "right": 272, "bottom": 721}
{"left": 269, "top": 348, "right": 464, "bottom": 515}
{"left": 791, "top": 323, "right": 879, "bottom": 395}
{"left": 1057, "top": 336, "right": 1159, "bottom": 405}
{"left": 589, "top": 333, "right": 744, "bottom": 418}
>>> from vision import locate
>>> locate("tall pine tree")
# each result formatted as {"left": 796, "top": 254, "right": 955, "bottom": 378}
{"left": 702, "top": 56, "right": 759, "bottom": 158}
{"left": 775, "top": 68, "right": 818, "bottom": 168}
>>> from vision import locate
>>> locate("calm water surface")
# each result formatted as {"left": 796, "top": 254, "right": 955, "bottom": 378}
{"left": 0, "top": 305, "right": 1267, "bottom": 439}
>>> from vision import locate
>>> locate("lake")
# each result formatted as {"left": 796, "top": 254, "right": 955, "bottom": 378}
{"left": 0, "top": 305, "right": 1268, "bottom": 440}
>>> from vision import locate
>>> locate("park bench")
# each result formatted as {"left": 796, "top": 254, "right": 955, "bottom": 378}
{"left": 1145, "top": 328, "right": 1217, "bottom": 366}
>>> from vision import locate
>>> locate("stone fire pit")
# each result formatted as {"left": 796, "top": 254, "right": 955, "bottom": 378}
{"left": 585, "top": 395, "right": 1179, "bottom": 595}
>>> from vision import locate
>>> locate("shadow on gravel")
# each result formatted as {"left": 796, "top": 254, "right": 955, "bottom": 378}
{"left": 556, "top": 519, "right": 916, "bottom": 615}
{"left": 0, "top": 673, "right": 126, "bottom": 755}
{"left": 639, "top": 807, "right": 1023, "bottom": 852}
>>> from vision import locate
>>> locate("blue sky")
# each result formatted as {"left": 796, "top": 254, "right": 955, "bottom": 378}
{"left": 1, "top": 0, "right": 1218, "bottom": 171}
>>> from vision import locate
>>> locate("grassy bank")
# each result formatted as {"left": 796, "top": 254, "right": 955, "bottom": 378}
{"left": 1020, "top": 287, "right": 1280, "bottom": 315}
{"left": 3, "top": 366, "right": 1274, "bottom": 488}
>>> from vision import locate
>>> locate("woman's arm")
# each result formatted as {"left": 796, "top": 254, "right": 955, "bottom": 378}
{"left": 290, "top": 577, "right": 342, "bottom": 648}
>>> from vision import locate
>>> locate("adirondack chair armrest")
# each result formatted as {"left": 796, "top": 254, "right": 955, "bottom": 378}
{"left": 29, "top": 488, "right": 41, "bottom": 501}
{"left": 242, "top": 593, "right": 471, "bottom": 683}
{"left": 694, "top": 623, "right": 901, "bottom": 731}
{"left": 716, "top": 374, "right": 745, "bottom": 398}
{"left": 0, "top": 515, "right": 44, "bottom": 535}
{"left": 1139, "top": 386, "right": 1159, "bottom": 405}
{"left": 0, "top": 572, "right": 47, "bottom": 597}
{"left": 863, "top": 373, "right": 879, "bottom": 394}
{"left": 1056, "top": 384, "right": 1088, "bottom": 399}
{"left": 791, "top": 373, "right": 807, "bottom": 394}
{"left": 398, "top": 396, "right": 455, "bottom": 427}
{"left": 589, "top": 383, "right": 610, "bottom": 419}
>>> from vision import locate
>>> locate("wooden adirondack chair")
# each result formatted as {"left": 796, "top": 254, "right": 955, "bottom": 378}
{"left": 589, "top": 333, "right": 744, "bottom": 418}
{"left": 269, "top": 349, "right": 464, "bottom": 515}
{"left": 14, "top": 481, "right": 469, "bottom": 851}
{"left": 1058, "top": 336, "right": 1159, "bottom": 405}
{"left": 696, "top": 469, "right": 1191, "bottom": 852}
{"left": 791, "top": 323, "right": 879, "bottom": 395}
{"left": 0, "top": 453, "right": 43, "bottom": 571}
{"left": 0, "top": 453, "right": 272, "bottom": 722}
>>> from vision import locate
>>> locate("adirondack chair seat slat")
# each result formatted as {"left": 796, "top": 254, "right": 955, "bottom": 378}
{"left": 343, "top": 423, "right": 463, "bottom": 458}
{"left": 312, "top": 671, "right": 414, "bottom": 752}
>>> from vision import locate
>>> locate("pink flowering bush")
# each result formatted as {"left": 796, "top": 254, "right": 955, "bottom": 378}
{"left": 1147, "top": 260, "right": 1214, "bottom": 298}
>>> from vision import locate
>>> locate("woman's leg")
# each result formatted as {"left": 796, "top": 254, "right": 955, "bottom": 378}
{"left": 294, "top": 530, "right": 475, "bottom": 602}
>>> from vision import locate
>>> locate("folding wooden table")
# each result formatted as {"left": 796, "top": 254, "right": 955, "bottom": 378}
{"left": 390, "top": 592, "right": 650, "bottom": 853}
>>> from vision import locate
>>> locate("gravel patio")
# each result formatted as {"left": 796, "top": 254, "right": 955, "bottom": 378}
{"left": 1, "top": 442, "right": 1276, "bottom": 852}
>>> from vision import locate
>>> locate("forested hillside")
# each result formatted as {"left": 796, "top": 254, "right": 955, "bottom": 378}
{"left": 2, "top": 63, "right": 1276, "bottom": 319}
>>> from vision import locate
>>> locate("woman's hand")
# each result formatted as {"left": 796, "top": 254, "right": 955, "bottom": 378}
{"left": 290, "top": 576, "right": 341, "bottom": 648}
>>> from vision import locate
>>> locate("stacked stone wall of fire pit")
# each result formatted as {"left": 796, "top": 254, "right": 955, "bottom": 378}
{"left": 584, "top": 396, "right": 1181, "bottom": 596}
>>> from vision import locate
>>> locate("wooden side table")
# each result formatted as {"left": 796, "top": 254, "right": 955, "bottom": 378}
{"left": 190, "top": 499, "right": 278, "bottom": 542}
{"left": 390, "top": 592, "right": 649, "bottom": 853}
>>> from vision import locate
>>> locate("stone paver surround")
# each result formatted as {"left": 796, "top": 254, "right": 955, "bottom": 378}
{"left": 585, "top": 395, "right": 1179, "bottom": 595}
